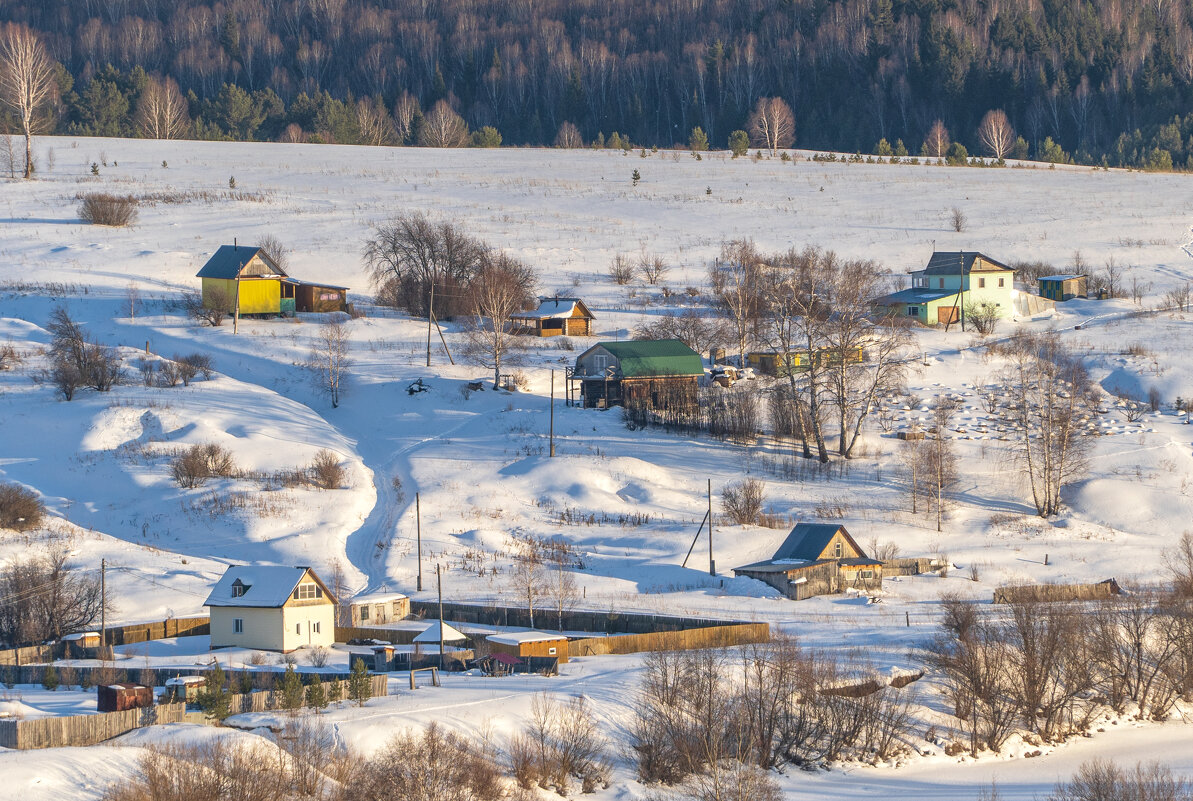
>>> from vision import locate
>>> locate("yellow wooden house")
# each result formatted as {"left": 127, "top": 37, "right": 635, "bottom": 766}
{"left": 196, "top": 244, "right": 349, "bottom": 315}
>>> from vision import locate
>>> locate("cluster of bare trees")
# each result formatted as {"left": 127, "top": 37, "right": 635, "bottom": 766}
{"left": 506, "top": 533, "right": 581, "bottom": 631}
{"left": 43, "top": 307, "right": 125, "bottom": 400}
{"left": 997, "top": 334, "right": 1096, "bottom": 517}
{"left": 631, "top": 638, "right": 918, "bottom": 791}
{"left": 1046, "top": 759, "right": 1193, "bottom": 801}
{"left": 898, "top": 398, "right": 959, "bottom": 531}
{"left": 509, "top": 695, "right": 611, "bottom": 795}
{"left": 0, "top": 545, "right": 106, "bottom": 647}
{"left": 927, "top": 590, "right": 1193, "bottom": 757}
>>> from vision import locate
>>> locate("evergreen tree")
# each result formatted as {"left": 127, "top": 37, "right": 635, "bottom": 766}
{"left": 728, "top": 129, "right": 749, "bottom": 157}
{"left": 197, "top": 662, "right": 230, "bottom": 720}
{"left": 471, "top": 125, "right": 502, "bottom": 147}
{"left": 328, "top": 677, "right": 343, "bottom": 704}
{"left": 348, "top": 658, "right": 371, "bottom": 707}
{"left": 689, "top": 126, "right": 709, "bottom": 152}
{"left": 278, "top": 664, "right": 304, "bottom": 712}
{"left": 41, "top": 664, "right": 59, "bottom": 691}
{"left": 306, "top": 680, "right": 328, "bottom": 713}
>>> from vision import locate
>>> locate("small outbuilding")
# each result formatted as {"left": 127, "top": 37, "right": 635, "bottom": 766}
{"left": 204, "top": 565, "right": 337, "bottom": 653}
{"left": 97, "top": 682, "right": 154, "bottom": 713}
{"left": 486, "top": 631, "right": 569, "bottom": 663}
{"left": 344, "top": 592, "right": 410, "bottom": 627}
{"left": 163, "top": 675, "right": 206, "bottom": 703}
{"left": 62, "top": 631, "right": 101, "bottom": 648}
{"left": 569, "top": 339, "right": 704, "bottom": 409}
{"left": 733, "top": 523, "right": 883, "bottom": 601}
{"left": 196, "top": 244, "right": 349, "bottom": 315}
{"left": 512, "top": 297, "right": 595, "bottom": 337}
{"left": 1038, "top": 274, "right": 1088, "bottom": 302}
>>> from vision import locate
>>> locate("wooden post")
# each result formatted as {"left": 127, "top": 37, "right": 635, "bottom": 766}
{"left": 144, "top": 340, "right": 149, "bottom": 355}
{"left": 416, "top": 493, "right": 423, "bottom": 592}
{"left": 100, "top": 558, "right": 106, "bottom": 647}
{"left": 1044, "top": 553, "right": 1049, "bottom": 566}
{"left": 426, "top": 279, "right": 434, "bottom": 367}
{"left": 549, "top": 369, "right": 556, "bottom": 457}
{"left": 436, "top": 564, "right": 444, "bottom": 670}
{"left": 707, "top": 479, "right": 715, "bottom": 576}
{"left": 905, "top": 611, "right": 910, "bottom": 627}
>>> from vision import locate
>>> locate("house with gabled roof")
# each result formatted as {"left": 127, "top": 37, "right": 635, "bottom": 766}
{"left": 512, "top": 297, "right": 595, "bottom": 337}
{"left": 196, "top": 243, "right": 348, "bottom": 316}
{"left": 733, "top": 523, "right": 883, "bottom": 600}
{"left": 569, "top": 339, "right": 704, "bottom": 409}
{"left": 872, "top": 251, "right": 1014, "bottom": 327}
{"left": 204, "top": 565, "right": 337, "bottom": 652}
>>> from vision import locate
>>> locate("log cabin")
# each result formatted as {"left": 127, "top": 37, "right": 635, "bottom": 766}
{"left": 512, "top": 297, "right": 595, "bottom": 337}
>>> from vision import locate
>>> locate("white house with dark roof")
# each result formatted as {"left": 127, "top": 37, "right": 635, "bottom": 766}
{"left": 204, "top": 565, "right": 336, "bottom": 652}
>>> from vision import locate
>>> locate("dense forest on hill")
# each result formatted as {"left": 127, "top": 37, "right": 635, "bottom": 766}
{"left": 3, "top": 0, "right": 1193, "bottom": 168}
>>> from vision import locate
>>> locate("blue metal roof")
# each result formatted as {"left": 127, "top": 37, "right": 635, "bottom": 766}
{"left": 873, "top": 287, "right": 954, "bottom": 304}
{"left": 196, "top": 245, "right": 286, "bottom": 279}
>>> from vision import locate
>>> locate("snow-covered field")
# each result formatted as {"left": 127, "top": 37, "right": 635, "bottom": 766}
{"left": 1, "top": 138, "right": 1193, "bottom": 798}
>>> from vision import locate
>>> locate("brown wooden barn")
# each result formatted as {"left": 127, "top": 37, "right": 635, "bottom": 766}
{"left": 512, "top": 297, "right": 595, "bottom": 337}
{"left": 568, "top": 339, "right": 704, "bottom": 409}
{"left": 733, "top": 523, "right": 883, "bottom": 601}
{"left": 485, "top": 631, "right": 569, "bottom": 663}
{"left": 97, "top": 682, "right": 154, "bottom": 712}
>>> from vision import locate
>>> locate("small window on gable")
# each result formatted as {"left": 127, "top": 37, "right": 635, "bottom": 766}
{"left": 594, "top": 354, "right": 608, "bottom": 372}
{"left": 231, "top": 580, "right": 248, "bottom": 598}
{"left": 294, "top": 584, "right": 321, "bottom": 601}
{"left": 833, "top": 541, "right": 843, "bottom": 558}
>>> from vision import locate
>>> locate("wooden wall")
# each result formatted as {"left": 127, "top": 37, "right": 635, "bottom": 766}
{"left": 567, "top": 623, "right": 770, "bottom": 657}
{"left": 0, "top": 703, "right": 187, "bottom": 750}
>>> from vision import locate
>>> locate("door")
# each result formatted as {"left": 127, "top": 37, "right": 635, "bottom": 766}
{"left": 936, "top": 305, "right": 959, "bottom": 324}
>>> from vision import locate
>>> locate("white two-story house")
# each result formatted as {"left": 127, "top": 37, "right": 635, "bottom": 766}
{"left": 873, "top": 251, "right": 1016, "bottom": 326}
{"left": 204, "top": 565, "right": 336, "bottom": 652}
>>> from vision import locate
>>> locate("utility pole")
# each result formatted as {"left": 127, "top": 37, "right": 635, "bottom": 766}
{"left": 416, "top": 492, "right": 423, "bottom": 592}
{"left": 436, "top": 563, "right": 444, "bottom": 669}
{"left": 707, "top": 479, "right": 715, "bottom": 576}
{"left": 233, "top": 238, "right": 241, "bottom": 335}
{"left": 100, "top": 558, "right": 107, "bottom": 648}
{"left": 426, "top": 279, "right": 435, "bottom": 367}
{"left": 549, "top": 369, "right": 556, "bottom": 457}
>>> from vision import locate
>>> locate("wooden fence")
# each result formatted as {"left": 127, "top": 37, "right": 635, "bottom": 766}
{"left": 567, "top": 623, "right": 771, "bottom": 657}
{"left": 408, "top": 602, "right": 758, "bottom": 636}
{"left": 993, "top": 579, "right": 1122, "bottom": 604}
{"left": 883, "top": 557, "right": 939, "bottom": 577}
{"left": 224, "top": 674, "right": 388, "bottom": 714}
{"left": 0, "top": 617, "right": 210, "bottom": 667}
{"left": 0, "top": 702, "right": 187, "bottom": 750}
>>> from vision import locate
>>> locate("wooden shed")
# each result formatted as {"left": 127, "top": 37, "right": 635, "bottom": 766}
{"left": 163, "top": 675, "right": 206, "bottom": 703}
{"left": 97, "top": 682, "right": 154, "bottom": 713}
{"left": 485, "top": 631, "right": 569, "bottom": 663}
{"left": 196, "top": 244, "right": 349, "bottom": 316}
{"left": 344, "top": 592, "right": 410, "bottom": 627}
{"left": 512, "top": 297, "right": 595, "bottom": 337}
{"left": 1038, "top": 274, "right": 1088, "bottom": 302}
{"left": 733, "top": 523, "right": 883, "bottom": 601}
{"left": 62, "top": 632, "right": 101, "bottom": 648}
{"left": 285, "top": 278, "right": 349, "bottom": 313}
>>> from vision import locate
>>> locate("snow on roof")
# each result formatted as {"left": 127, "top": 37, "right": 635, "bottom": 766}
{"left": 165, "top": 676, "right": 206, "bottom": 686}
{"left": 204, "top": 565, "right": 327, "bottom": 608}
{"left": 350, "top": 592, "right": 408, "bottom": 605}
{"left": 513, "top": 298, "right": 581, "bottom": 319}
{"left": 412, "top": 621, "right": 468, "bottom": 643}
{"left": 62, "top": 632, "right": 99, "bottom": 641}
{"left": 1040, "top": 274, "right": 1086, "bottom": 281}
{"left": 486, "top": 630, "right": 567, "bottom": 645}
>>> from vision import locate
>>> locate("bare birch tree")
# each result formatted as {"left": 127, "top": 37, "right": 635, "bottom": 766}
{"left": 748, "top": 97, "right": 794, "bottom": 156}
{"left": 419, "top": 99, "right": 469, "bottom": 147}
{"left": 0, "top": 24, "right": 56, "bottom": 179}
{"left": 309, "top": 319, "right": 352, "bottom": 408}
{"left": 927, "top": 397, "right": 959, "bottom": 532}
{"left": 999, "top": 333, "right": 1095, "bottom": 517}
{"left": 978, "top": 109, "right": 1015, "bottom": 160}
{"left": 135, "top": 76, "right": 189, "bottom": 139}
{"left": 923, "top": 119, "right": 950, "bottom": 157}
{"left": 355, "top": 97, "right": 394, "bottom": 146}
{"left": 463, "top": 253, "right": 536, "bottom": 388}
{"left": 710, "top": 239, "right": 766, "bottom": 368}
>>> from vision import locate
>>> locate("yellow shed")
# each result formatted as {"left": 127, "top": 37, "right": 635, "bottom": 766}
{"left": 196, "top": 245, "right": 289, "bottom": 315}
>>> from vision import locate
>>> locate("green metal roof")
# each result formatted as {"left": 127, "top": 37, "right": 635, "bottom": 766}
{"left": 596, "top": 339, "right": 704, "bottom": 378}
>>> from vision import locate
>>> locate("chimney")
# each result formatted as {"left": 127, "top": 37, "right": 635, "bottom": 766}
{"left": 234, "top": 237, "right": 238, "bottom": 249}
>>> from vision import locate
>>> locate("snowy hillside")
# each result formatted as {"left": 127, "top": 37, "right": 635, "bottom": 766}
{"left": 1, "top": 138, "right": 1193, "bottom": 799}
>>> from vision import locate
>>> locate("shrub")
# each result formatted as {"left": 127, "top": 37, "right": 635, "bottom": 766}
{"left": 171, "top": 443, "right": 237, "bottom": 488}
{"left": 357, "top": 723, "right": 503, "bottom": 801}
{"left": 179, "top": 352, "right": 215, "bottom": 380}
{"left": 78, "top": 193, "right": 138, "bottom": 226}
{"left": 0, "top": 482, "right": 44, "bottom": 531}
{"left": 0, "top": 343, "right": 19, "bottom": 371}
{"left": 609, "top": 254, "right": 634, "bottom": 285}
{"left": 721, "top": 478, "right": 765, "bottom": 525}
{"left": 41, "top": 664, "right": 59, "bottom": 691}
{"left": 308, "top": 450, "right": 346, "bottom": 490}
{"left": 184, "top": 289, "right": 228, "bottom": 327}
{"left": 307, "top": 645, "right": 330, "bottom": 668}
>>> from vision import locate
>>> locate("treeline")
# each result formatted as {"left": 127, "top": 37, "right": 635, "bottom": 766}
{"left": 4, "top": 0, "right": 1193, "bottom": 168}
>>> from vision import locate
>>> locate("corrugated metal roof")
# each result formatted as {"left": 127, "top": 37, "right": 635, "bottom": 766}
{"left": 919, "top": 251, "right": 1012, "bottom": 276}
{"left": 581, "top": 339, "right": 704, "bottom": 378}
{"left": 1040, "top": 274, "right": 1086, "bottom": 281}
{"left": 196, "top": 245, "right": 287, "bottom": 279}
{"left": 513, "top": 298, "right": 587, "bottom": 319}
{"left": 873, "top": 288, "right": 955, "bottom": 304}
{"left": 204, "top": 565, "right": 328, "bottom": 608}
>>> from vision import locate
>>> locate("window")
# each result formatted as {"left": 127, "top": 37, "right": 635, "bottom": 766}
{"left": 233, "top": 618, "right": 243, "bottom": 633}
{"left": 232, "top": 583, "right": 246, "bottom": 598}
{"left": 937, "top": 278, "right": 944, "bottom": 289}
{"left": 998, "top": 277, "right": 1005, "bottom": 287}
{"left": 594, "top": 354, "right": 608, "bottom": 372}
{"left": 360, "top": 605, "right": 370, "bottom": 621}
{"left": 907, "top": 306, "right": 919, "bottom": 317}
{"left": 312, "top": 622, "right": 321, "bottom": 634}
{"left": 859, "top": 570, "right": 875, "bottom": 579}
{"left": 978, "top": 277, "right": 986, "bottom": 288}
{"left": 833, "top": 541, "right": 843, "bottom": 558}
{"left": 294, "top": 584, "right": 322, "bottom": 600}
{"left": 548, "top": 647, "right": 557, "bottom": 655}
{"left": 296, "top": 623, "right": 302, "bottom": 634}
